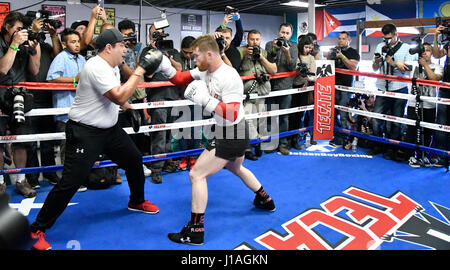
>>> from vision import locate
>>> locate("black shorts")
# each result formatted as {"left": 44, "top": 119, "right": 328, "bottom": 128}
{"left": 206, "top": 119, "right": 249, "bottom": 161}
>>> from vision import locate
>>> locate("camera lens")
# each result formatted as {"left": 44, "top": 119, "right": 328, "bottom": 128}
{"left": 13, "top": 94, "right": 25, "bottom": 123}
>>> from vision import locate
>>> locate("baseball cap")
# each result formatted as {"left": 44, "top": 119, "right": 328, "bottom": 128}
{"left": 95, "top": 28, "right": 124, "bottom": 50}
{"left": 70, "top": 20, "right": 89, "bottom": 30}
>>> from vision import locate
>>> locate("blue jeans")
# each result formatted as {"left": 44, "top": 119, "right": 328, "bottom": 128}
{"left": 371, "top": 86, "right": 408, "bottom": 141}
{"left": 434, "top": 88, "right": 450, "bottom": 151}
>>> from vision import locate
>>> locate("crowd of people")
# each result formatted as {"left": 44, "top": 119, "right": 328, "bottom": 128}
{"left": 0, "top": 5, "right": 449, "bottom": 202}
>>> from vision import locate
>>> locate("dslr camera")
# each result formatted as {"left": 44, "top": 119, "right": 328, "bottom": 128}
{"left": 348, "top": 93, "right": 369, "bottom": 108}
{"left": 408, "top": 36, "right": 425, "bottom": 56}
{"left": 216, "top": 36, "right": 227, "bottom": 52}
{"left": 251, "top": 45, "right": 261, "bottom": 61}
{"left": 24, "top": 10, "right": 62, "bottom": 30}
{"left": 225, "top": 7, "right": 239, "bottom": 15}
{"left": 381, "top": 38, "right": 396, "bottom": 56}
{"left": 275, "top": 37, "right": 288, "bottom": 48}
{"left": 123, "top": 32, "right": 137, "bottom": 46}
{"left": 329, "top": 47, "right": 341, "bottom": 60}
{"left": 297, "top": 62, "right": 315, "bottom": 78}
{"left": 436, "top": 17, "right": 450, "bottom": 44}
{"left": 255, "top": 73, "right": 270, "bottom": 85}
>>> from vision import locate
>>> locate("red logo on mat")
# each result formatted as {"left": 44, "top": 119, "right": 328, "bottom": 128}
{"left": 237, "top": 187, "right": 423, "bottom": 250}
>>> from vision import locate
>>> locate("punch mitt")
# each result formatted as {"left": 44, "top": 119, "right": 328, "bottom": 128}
{"left": 138, "top": 47, "right": 163, "bottom": 75}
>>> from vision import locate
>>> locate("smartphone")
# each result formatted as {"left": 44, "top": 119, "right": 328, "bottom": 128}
{"left": 231, "top": 14, "right": 239, "bottom": 21}
{"left": 98, "top": 0, "right": 104, "bottom": 8}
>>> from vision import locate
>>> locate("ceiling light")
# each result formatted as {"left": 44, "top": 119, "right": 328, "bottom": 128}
{"left": 281, "top": 1, "right": 326, "bottom": 8}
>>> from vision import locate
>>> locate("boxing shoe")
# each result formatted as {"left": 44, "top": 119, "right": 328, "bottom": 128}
{"left": 253, "top": 187, "right": 276, "bottom": 212}
{"left": 168, "top": 222, "right": 204, "bottom": 245}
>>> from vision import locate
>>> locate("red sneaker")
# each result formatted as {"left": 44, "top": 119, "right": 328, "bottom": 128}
{"left": 178, "top": 157, "right": 188, "bottom": 171}
{"left": 31, "top": 230, "right": 51, "bottom": 250}
{"left": 189, "top": 157, "right": 197, "bottom": 169}
{"left": 128, "top": 200, "right": 159, "bottom": 214}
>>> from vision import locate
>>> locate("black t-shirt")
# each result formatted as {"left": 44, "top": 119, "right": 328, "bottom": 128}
{"left": 335, "top": 46, "right": 360, "bottom": 87}
{"left": 225, "top": 46, "right": 241, "bottom": 71}
{"left": 26, "top": 42, "right": 54, "bottom": 106}
{"left": 145, "top": 48, "right": 183, "bottom": 101}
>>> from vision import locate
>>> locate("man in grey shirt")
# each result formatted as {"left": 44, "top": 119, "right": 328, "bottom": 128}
{"left": 265, "top": 23, "right": 298, "bottom": 155}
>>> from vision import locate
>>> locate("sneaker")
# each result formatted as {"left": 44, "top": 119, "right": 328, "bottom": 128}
{"left": 253, "top": 194, "right": 276, "bottom": 212}
{"left": 178, "top": 157, "right": 189, "bottom": 170}
{"left": 16, "top": 180, "right": 37, "bottom": 198}
{"left": 150, "top": 171, "right": 162, "bottom": 184}
{"left": 420, "top": 156, "right": 431, "bottom": 168}
{"left": 329, "top": 138, "right": 343, "bottom": 147}
{"left": 245, "top": 151, "right": 258, "bottom": 161}
{"left": 31, "top": 230, "right": 51, "bottom": 250}
{"left": 189, "top": 157, "right": 197, "bottom": 169}
{"left": 77, "top": 185, "right": 87, "bottom": 192}
{"left": 278, "top": 146, "right": 290, "bottom": 156}
{"left": 167, "top": 222, "right": 204, "bottom": 245}
{"left": 383, "top": 149, "right": 394, "bottom": 160}
{"left": 434, "top": 157, "right": 447, "bottom": 168}
{"left": 128, "top": 200, "right": 159, "bottom": 214}
{"left": 408, "top": 156, "right": 421, "bottom": 168}
{"left": 143, "top": 165, "right": 152, "bottom": 177}
{"left": 0, "top": 183, "right": 6, "bottom": 196}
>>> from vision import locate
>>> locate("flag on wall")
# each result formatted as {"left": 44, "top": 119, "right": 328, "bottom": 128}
{"left": 315, "top": 9, "right": 342, "bottom": 41}
{"left": 324, "top": 9, "right": 341, "bottom": 37}
{"left": 327, "top": 6, "right": 366, "bottom": 38}
{"left": 315, "top": 9, "right": 324, "bottom": 41}
{"left": 365, "top": 5, "right": 419, "bottom": 37}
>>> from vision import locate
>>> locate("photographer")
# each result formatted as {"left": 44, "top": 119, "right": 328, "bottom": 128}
{"left": 370, "top": 23, "right": 413, "bottom": 160}
{"left": 176, "top": 36, "right": 202, "bottom": 170}
{"left": 25, "top": 18, "right": 62, "bottom": 187}
{"left": 215, "top": 6, "right": 243, "bottom": 71}
{"left": 265, "top": 23, "right": 298, "bottom": 155}
{"left": 238, "top": 29, "right": 277, "bottom": 160}
{"left": 79, "top": 5, "right": 107, "bottom": 58}
{"left": 431, "top": 23, "right": 450, "bottom": 167}
{"left": 145, "top": 24, "right": 182, "bottom": 184}
{"left": 406, "top": 42, "right": 443, "bottom": 168}
{"left": 0, "top": 11, "right": 41, "bottom": 198}
{"left": 327, "top": 31, "right": 360, "bottom": 147}
{"left": 290, "top": 35, "right": 316, "bottom": 150}
{"left": 117, "top": 19, "right": 150, "bottom": 176}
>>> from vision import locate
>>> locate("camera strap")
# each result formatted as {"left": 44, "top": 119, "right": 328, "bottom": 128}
{"left": 411, "top": 77, "right": 423, "bottom": 158}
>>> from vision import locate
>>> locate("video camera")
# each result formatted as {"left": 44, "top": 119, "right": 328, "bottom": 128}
{"left": 436, "top": 17, "right": 450, "bottom": 44}
{"left": 409, "top": 36, "right": 425, "bottom": 56}
{"left": 152, "top": 31, "right": 173, "bottom": 51}
{"left": 275, "top": 37, "right": 288, "bottom": 48}
{"left": 24, "top": 10, "right": 62, "bottom": 30}
{"left": 297, "top": 62, "right": 315, "bottom": 78}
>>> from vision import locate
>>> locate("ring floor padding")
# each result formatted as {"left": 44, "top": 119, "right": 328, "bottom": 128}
{"left": 6, "top": 141, "right": 450, "bottom": 250}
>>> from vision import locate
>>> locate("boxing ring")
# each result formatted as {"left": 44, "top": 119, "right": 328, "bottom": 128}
{"left": 1, "top": 65, "right": 449, "bottom": 251}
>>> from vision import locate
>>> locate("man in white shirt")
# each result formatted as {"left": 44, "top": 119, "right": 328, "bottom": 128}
{"left": 29, "top": 29, "right": 160, "bottom": 250}
{"left": 155, "top": 34, "right": 275, "bottom": 245}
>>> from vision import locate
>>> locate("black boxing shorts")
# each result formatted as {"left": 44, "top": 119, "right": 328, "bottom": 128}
{"left": 206, "top": 119, "right": 249, "bottom": 161}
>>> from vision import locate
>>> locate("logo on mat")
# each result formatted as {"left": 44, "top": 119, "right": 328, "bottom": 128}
{"left": 76, "top": 148, "right": 84, "bottom": 154}
{"left": 235, "top": 186, "right": 450, "bottom": 250}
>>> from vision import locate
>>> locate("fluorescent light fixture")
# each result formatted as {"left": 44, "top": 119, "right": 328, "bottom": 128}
{"left": 281, "top": 1, "right": 326, "bottom": 8}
